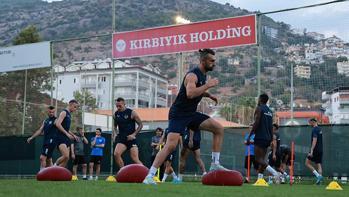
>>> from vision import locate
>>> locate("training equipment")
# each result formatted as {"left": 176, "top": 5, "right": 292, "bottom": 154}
{"left": 253, "top": 178, "right": 269, "bottom": 187}
{"left": 36, "top": 166, "right": 72, "bottom": 181}
{"left": 326, "top": 181, "right": 343, "bottom": 190}
{"left": 106, "top": 175, "right": 116, "bottom": 182}
{"left": 153, "top": 176, "right": 161, "bottom": 183}
{"left": 202, "top": 170, "right": 243, "bottom": 186}
{"left": 116, "top": 164, "right": 149, "bottom": 183}
{"left": 71, "top": 175, "right": 78, "bottom": 181}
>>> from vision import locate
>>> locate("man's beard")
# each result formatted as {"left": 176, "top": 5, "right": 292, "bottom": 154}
{"left": 205, "top": 64, "right": 214, "bottom": 71}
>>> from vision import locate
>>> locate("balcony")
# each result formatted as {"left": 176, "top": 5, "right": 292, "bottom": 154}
{"left": 81, "top": 82, "right": 96, "bottom": 88}
{"left": 114, "top": 80, "right": 136, "bottom": 87}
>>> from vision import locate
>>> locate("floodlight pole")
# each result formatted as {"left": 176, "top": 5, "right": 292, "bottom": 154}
{"left": 290, "top": 62, "right": 294, "bottom": 124}
{"left": 50, "top": 42, "right": 54, "bottom": 106}
{"left": 110, "top": 0, "right": 116, "bottom": 176}
{"left": 257, "top": 14, "right": 262, "bottom": 97}
{"left": 21, "top": 69, "right": 28, "bottom": 135}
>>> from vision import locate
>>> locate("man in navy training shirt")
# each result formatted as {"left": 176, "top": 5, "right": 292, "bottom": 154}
{"left": 89, "top": 128, "right": 105, "bottom": 180}
{"left": 247, "top": 93, "right": 280, "bottom": 183}
{"left": 54, "top": 99, "right": 79, "bottom": 167}
{"left": 27, "top": 106, "right": 58, "bottom": 170}
{"left": 113, "top": 97, "right": 143, "bottom": 172}
{"left": 144, "top": 48, "right": 227, "bottom": 185}
{"left": 305, "top": 118, "right": 323, "bottom": 185}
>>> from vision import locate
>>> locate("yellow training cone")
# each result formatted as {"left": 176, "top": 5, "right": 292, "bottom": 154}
{"left": 106, "top": 175, "right": 116, "bottom": 182}
{"left": 71, "top": 175, "right": 78, "bottom": 181}
{"left": 253, "top": 178, "right": 269, "bottom": 187}
{"left": 326, "top": 181, "right": 343, "bottom": 190}
{"left": 153, "top": 176, "right": 161, "bottom": 183}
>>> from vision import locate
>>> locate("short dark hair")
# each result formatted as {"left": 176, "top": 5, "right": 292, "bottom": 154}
{"left": 273, "top": 123, "right": 279, "bottom": 130}
{"left": 116, "top": 97, "right": 125, "bottom": 102}
{"left": 199, "top": 48, "right": 215, "bottom": 61}
{"left": 76, "top": 126, "right": 82, "bottom": 131}
{"left": 309, "top": 118, "right": 317, "bottom": 122}
{"left": 259, "top": 93, "right": 269, "bottom": 104}
{"left": 69, "top": 99, "right": 79, "bottom": 104}
{"left": 155, "top": 127, "right": 163, "bottom": 132}
{"left": 48, "top": 105, "right": 55, "bottom": 110}
{"left": 96, "top": 128, "right": 102, "bottom": 132}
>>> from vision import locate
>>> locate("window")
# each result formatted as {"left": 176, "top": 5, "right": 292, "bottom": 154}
{"left": 59, "top": 80, "right": 62, "bottom": 84}
{"left": 74, "top": 78, "right": 76, "bottom": 83}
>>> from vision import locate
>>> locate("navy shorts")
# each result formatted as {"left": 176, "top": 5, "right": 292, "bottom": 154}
{"left": 254, "top": 139, "right": 271, "bottom": 149}
{"left": 56, "top": 135, "right": 71, "bottom": 147}
{"left": 90, "top": 155, "right": 102, "bottom": 164}
{"left": 307, "top": 151, "right": 322, "bottom": 164}
{"left": 41, "top": 142, "right": 56, "bottom": 159}
{"left": 168, "top": 112, "right": 210, "bottom": 134}
{"left": 116, "top": 137, "right": 138, "bottom": 150}
{"left": 183, "top": 140, "right": 200, "bottom": 151}
{"left": 166, "top": 151, "right": 176, "bottom": 162}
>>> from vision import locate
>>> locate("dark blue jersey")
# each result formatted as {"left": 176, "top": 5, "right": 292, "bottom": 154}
{"left": 311, "top": 126, "right": 323, "bottom": 153}
{"left": 254, "top": 104, "right": 273, "bottom": 142}
{"left": 57, "top": 109, "right": 71, "bottom": 137}
{"left": 114, "top": 108, "right": 135, "bottom": 140}
{"left": 169, "top": 67, "right": 206, "bottom": 117}
{"left": 43, "top": 116, "right": 57, "bottom": 144}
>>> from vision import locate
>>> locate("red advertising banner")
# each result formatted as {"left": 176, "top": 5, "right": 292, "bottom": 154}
{"left": 112, "top": 15, "right": 256, "bottom": 59}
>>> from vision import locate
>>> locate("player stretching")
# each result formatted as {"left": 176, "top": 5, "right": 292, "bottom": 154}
{"left": 27, "top": 106, "right": 57, "bottom": 170}
{"left": 54, "top": 100, "right": 79, "bottom": 167}
{"left": 143, "top": 48, "right": 227, "bottom": 185}
{"left": 305, "top": 118, "right": 323, "bottom": 185}
{"left": 113, "top": 97, "right": 143, "bottom": 171}
{"left": 179, "top": 128, "right": 207, "bottom": 180}
{"left": 248, "top": 94, "right": 280, "bottom": 183}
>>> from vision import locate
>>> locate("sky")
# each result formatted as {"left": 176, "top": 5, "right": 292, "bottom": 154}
{"left": 211, "top": 0, "right": 349, "bottom": 42}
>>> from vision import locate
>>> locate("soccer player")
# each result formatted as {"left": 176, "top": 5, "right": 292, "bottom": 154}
{"left": 71, "top": 126, "right": 88, "bottom": 180}
{"left": 179, "top": 128, "right": 207, "bottom": 180}
{"left": 27, "top": 106, "right": 57, "bottom": 170}
{"left": 54, "top": 99, "right": 79, "bottom": 167}
{"left": 305, "top": 118, "right": 323, "bottom": 185}
{"left": 247, "top": 94, "right": 280, "bottom": 183}
{"left": 243, "top": 124, "right": 258, "bottom": 183}
{"left": 89, "top": 128, "right": 105, "bottom": 180}
{"left": 267, "top": 123, "right": 281, "bottom": 184}
{"left": 113, "top": 97, "right": 143, "bottom": 170}
{"left": 160, "top": 128, "right": 181, "bottom": 183}
{"left": 143, "top": 48, "right": 227, "bottom": 185}
{"left": 279, "top": 144, "right": 292, "bottom": 183}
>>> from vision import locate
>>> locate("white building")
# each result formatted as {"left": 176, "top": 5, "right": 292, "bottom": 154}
{"left": 53, "top": 59, "right": 168, "bottom": 109}
{"left": 322, "top": 87, "right": 349, "bottom": 124}
{"left": 337, "top": 61, "right": 349, "bottom": 77}
{"left": 294, "top": 65, "right": 311, "bottom": 79}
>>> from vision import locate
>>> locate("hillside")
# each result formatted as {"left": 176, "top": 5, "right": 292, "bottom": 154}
{"left": 1, "top": 0, "right": 348, "bottom": 121}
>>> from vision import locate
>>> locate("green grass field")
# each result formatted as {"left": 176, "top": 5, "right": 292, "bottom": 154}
{"left": 0, "top": 180, "right": 348, "bottom": 197}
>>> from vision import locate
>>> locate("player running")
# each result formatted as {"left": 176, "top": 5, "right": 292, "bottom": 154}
{"left": 143, "top": 48, "right": 227, "bottom": 185}
{"left": 27, "top": 106, "right": 58, "bottom": 170}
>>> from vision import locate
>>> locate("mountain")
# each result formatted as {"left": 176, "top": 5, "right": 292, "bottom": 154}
{"left": 1, "top": 0, "right": 348, "bottom": 122}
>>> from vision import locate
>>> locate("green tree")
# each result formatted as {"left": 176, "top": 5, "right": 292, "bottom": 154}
{"left": 0, "top": 25, "right": 51, "bottom": 136}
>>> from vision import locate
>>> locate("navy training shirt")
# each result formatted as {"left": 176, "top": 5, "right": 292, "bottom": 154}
{"left": 311, "top": 126, "right": 323, "bottom": 153}
{"left": 169, "top": 67, "right": 206, "bottom": 118}
{"left": 114, "top": 108, "right": 135, "bottom": 140}
{"left": 43, "top": 116, "right": 57, "bottom": 144}
{"left": 254, "top": 104, "right": 273, "bottom": 142}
